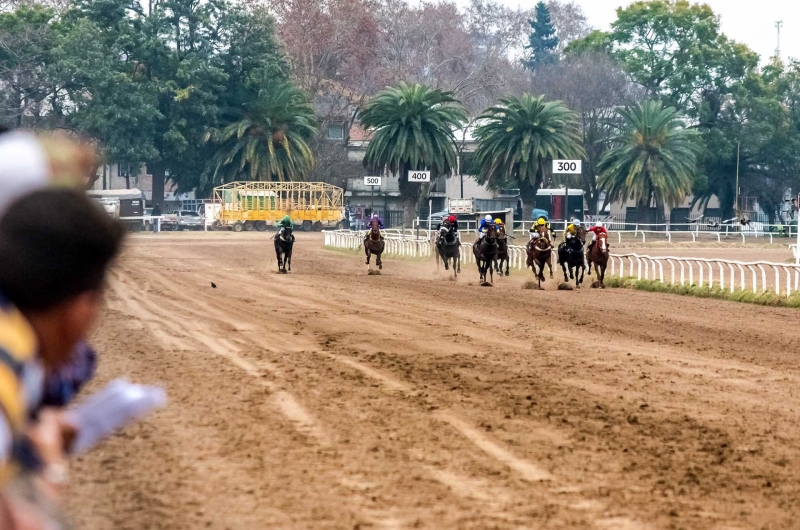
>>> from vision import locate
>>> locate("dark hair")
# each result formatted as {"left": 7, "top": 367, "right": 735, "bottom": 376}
{"left": 0, "top": 189, "right": 125, "bottom": 312}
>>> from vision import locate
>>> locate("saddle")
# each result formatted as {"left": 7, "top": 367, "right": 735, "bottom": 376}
{"left": 565, "top": 239, "right": 583, "bottom": 254}
{"left": 440, "top": 229, "right": 457, "bottom": 245}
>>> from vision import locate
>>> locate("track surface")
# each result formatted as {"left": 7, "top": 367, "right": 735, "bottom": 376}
{"left": 66, "top": 233, "right": 800, "bottom": 529}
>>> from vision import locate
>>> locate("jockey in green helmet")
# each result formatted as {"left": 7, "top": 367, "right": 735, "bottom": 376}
{"left": 276, "top": 215, "right": 295, "bottom": 241}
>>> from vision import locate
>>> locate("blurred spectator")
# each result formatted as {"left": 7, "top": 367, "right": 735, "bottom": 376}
{"left": 0, "top": 189, "right": 124, "bottom": 527}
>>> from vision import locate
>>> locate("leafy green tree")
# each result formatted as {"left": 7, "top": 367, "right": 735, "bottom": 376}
{"left": 716, "top": 61, "right": 800, "bottom": 222}
{"left": 566, "top": 0, "right": 757, "bottom": 118}
{"left": 563, "top": 29, "right": 611, "bottom": 56}
{"left": 473, "top": 93, "right": 584, "bottom": 206}
{"left": 204, "top": 82, "right": 317, "bottom": 188}
{"left": 0, "top": 6, "right": 57, "bottom": 129}
{"left": 359, "top": 83, "right": 467, "bottom": 220}
{"left": 523, "top": 2, "right": 558, "bottom": 70}
{"left": 598, "top": 100, "right": 701, "bottom": 222}
{"left": 50, "top": 16, "right": 160, "bottom": 187}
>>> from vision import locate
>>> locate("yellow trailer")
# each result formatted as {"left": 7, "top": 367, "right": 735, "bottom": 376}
{"left": 212, "top": 181, "right": 344, "bottom": 232}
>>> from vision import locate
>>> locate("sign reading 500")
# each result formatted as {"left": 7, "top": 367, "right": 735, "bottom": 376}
{"left": 363, "top": 176, "right": 382, "bottom": 186}
{"left": 408, "top": 170, "right": 431, "bottom": 182}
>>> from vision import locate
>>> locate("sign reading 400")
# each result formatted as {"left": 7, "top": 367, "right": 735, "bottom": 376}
{"left": 408, "top": 170, "right": 431, "bottom": 182}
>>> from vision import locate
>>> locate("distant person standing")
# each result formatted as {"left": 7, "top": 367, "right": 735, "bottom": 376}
{"left": 354, "top": 205, "right": 363, "bottom": 231}
{"left": 152, "top": 204, "right": 162, "bottom": 233}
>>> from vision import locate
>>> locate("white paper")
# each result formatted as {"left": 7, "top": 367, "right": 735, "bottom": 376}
{"left": 65, "top": 379, "right": 166, "bottom": 455}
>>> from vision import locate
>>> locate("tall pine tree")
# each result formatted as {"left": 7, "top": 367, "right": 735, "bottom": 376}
{"left": 523, "top": 2, "right": 558, "bottom": 70}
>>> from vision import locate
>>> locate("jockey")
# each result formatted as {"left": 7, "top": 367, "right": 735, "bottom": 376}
{"left": 530, "top": 217, "right": 547, "bottom": 241}
{"left": 436, "top": 215, "right": 460, "bottom": 245}
{"left": 364, "top": 212, "right": 385, "bottom": 241}
{"left": 276, "top": 214, "right": 295, "bottom": 241}
{"left": 563, "top": 219, "right": 582, "bottom": 242}
{"left": 531, "top": 214, "right": 553, "bottom": 240}
{"left": 478, "top": 214, "right": 494, "bottom": 240}
{"left": 587, "top": 221, "right": 608, "bottom": 252}
{"left": 494, "top": 218, "right": 505, "bottom": 233}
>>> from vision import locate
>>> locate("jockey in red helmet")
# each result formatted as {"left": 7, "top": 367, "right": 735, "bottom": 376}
{"left": 587, "top": 221, "right": 608, "bottom": 252}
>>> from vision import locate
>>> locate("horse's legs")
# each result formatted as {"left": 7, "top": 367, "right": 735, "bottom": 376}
{"left": 365, "top": 245, "right": 370, "bottom": 266}
{"left": 587, "top": 256, "right": 593, "bottom": 275}
{"left": 377, "top": 252, "right": 382, "bottom": 269}
{"left": 547, "top": 254, "right": 554, "bottom": 279}
{"left": 561, "top": 260, "right": 569, "bottom": 283}
{"left": 504, "top": 258, "right": 509, "bottom": 276}
{"left": 599, "top": 263, "right": 606, "bottom": 288}
{"left": 287, "top": 251, "right": 292, "bottom": 272}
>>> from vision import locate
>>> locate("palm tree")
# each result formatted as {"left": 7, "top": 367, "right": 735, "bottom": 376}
{"left": 598, "top": 100, "right": 701, "bottom": 223}
{"left": 473, "top": 94, "right": 584, "bottom": 205}
{"left": 359, "top": 83, "right": 467, "bottom": 218}
{"left": 205, "top": 82, "right": 317, "bottom": 187}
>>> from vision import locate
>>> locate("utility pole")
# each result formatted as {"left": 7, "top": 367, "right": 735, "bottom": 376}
{"left": 776, "top": 20, "right": 783, "bottom": 60}
{"left": 735, "top": 141, "right": 740, "bottom": 217}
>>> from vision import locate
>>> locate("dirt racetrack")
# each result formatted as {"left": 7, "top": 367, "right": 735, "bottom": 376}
{"left": 65, "top": 232, "right": 800, "bottom": 529}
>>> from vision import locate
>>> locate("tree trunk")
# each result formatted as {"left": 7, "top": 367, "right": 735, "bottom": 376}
{"left": 151, "top": 162, "right": 166, "bottom": 208}
{"left": 636, "top": 199, "right": 650, "bottom": 226}
{"left": 84, "top": 161, "right": 102, "bottom": 190}
{"left": 402, "top": 197, "right": 417, "bottom": 228}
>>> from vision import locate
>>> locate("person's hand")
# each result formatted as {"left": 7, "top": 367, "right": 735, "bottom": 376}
{"left": 25, "top": 409, "right": 76, "bottom": 498}
{"left": 26, "top": 410, "right": 65, "bottom": 470}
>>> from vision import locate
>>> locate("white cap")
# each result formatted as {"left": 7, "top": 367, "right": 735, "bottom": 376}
{"left": 0, "top": 132, "right": 51, "bottom": 219}
{"left": 574, "top": 219, "right": 582, "bottom": 226}
{"left": 595, "top": 221, "right": 603, "bottom": 227}
{"left": 484, "top": 214, "right": 492, "bottom": 221}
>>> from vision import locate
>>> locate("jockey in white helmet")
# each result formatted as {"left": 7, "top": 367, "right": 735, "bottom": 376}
{"left": 478, "top": 214, "right": 494, "bottom": 240}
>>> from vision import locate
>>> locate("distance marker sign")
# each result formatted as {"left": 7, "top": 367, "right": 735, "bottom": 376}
{"left": 552, "top": 160, "right": 582, "bottom": 174}
{"left": 363, "top": 176, "right": 382, "bottom": 186}
{"left": 408, "top": 170, "right": 431, "bottom": 182}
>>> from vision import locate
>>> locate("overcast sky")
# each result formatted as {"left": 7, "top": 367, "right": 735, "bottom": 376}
{"left": 503, "top": 0, "right": 799, "bottom": 63}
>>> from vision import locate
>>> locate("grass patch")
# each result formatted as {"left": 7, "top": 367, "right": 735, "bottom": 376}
{"left": 605, "top": 276, "right": 800, "bottom": 308}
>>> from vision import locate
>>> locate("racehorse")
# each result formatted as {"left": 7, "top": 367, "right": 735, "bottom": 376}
{"left": 495, "top": 225, "right": 510, "bottom": 276}
{"left": 274, "top": 226, "right": 293, "bottom": 273}
{"left": 364, "top": 217, "right": 385, "bottom": 270}
{"left": 436, "top": 221, "right": 461, "bottom": 278}
{"left": 587, "top": 231, "right": 609, "bottom": 288}
{"left": 526, "top": 224, "right": 553, "bottom": 288}
{"left": 557, "top": 232, "right": 586, "bottom": 288}
{"left": 473, "top": 224, "right": 498, "bottom": 285}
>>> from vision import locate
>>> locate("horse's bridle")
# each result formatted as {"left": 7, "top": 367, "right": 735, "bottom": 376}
{"left": 534, "top": 238, "right": 552, "bottom": 252}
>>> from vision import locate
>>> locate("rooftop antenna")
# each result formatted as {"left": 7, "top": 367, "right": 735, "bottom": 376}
{"left": 776, "top": 20, "right": 783, "bottom": 60}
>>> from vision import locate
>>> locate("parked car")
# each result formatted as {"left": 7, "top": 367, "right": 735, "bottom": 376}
{"left": 175, "top": 210, "right": 204, "bottom": 230}
{"left": 429, "top": 210, "right": 449, "bottom": 227}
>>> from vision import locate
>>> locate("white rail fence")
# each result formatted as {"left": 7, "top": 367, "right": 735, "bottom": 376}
{"left": 611, "top": 254, "right": 800, "bottom": 297}
{"left": 324, "top": 231, "right": 800, "bottom": 297}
